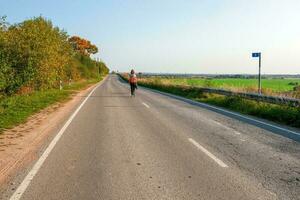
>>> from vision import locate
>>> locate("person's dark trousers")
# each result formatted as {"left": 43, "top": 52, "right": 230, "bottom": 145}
{"left": 130, "top": 83, "right": 136, "bottom": 95}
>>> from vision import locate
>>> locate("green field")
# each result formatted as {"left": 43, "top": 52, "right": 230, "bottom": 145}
{"left": 162, "top": 78, "right": 300, "bottom": 92}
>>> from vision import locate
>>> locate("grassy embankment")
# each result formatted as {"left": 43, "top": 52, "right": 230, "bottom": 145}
{"left": 0, "top": 78, "right": 103, "bottom": 132}
{"left": 121, "top": 75, "right": 300, "bottom": 128}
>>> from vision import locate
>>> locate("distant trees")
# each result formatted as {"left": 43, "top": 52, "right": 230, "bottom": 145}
{"left": 68, "top": 35, "right": 108, "bottom": 77}
{"left": 98, "top": 60, "right": 109, "bottom": 75}
{"left": 0, "top": 16, "right": 109, "bottom": 95}
{"left": 68, "top": 35, "right": 108, "bottom": 78}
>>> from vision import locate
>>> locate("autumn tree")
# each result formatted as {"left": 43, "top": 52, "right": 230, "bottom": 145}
{"left": 68, "top": 36, "right": 98, "bottom": 56}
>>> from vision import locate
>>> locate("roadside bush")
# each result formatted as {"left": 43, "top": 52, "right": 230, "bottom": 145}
{"left": 202, "top": 96, "right": 300, "bottom": 127}
{"left": 0, "top": 16, "right": 109, "bottom": 96}
{"left": 3, "top": 17, "right": 73, "bottom": 92}
{"left": 288, "top": 82, "right": 298, "bottom": 86}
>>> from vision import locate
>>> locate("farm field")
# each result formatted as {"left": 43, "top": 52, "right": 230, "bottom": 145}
{"left": 146, "top": 77, "right": 300, "bottom": 93}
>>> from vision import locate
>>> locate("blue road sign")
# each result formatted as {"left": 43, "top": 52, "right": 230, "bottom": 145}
{"left": 252, "top": 52, "right": 261, "bottom": 58}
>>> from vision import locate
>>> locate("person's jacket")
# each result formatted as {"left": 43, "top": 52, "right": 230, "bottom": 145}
{"left": 129, "top": 74, "right": 137, "bottom": 84}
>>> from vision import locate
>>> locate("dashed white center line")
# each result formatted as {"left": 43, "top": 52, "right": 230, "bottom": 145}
{"left": 142, "top": 102, "right": 150, "bottom": 108}
{"left": 212, "top": 121, "right": 241, "bottom": 135}
{"left": 233, "top": 131, "right": 241, "bottom": 135}
{"left": 188, "top": 138, "right": 228, "bottom": 168}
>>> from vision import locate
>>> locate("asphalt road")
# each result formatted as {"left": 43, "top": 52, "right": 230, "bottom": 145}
{"left": 7, "top": 75, "right": 300, "bottom": 200}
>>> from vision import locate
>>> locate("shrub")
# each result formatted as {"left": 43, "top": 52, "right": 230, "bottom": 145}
{"left": 0, "top": 16, "right": 109, "bottom": 95}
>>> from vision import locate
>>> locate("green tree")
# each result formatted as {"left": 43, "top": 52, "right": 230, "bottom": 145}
{"left": 0, "top": 16, "right": 14, "bottom": 94}
{"left": 4, "top": 17, "right": 73, "bottom": 90}
{"left": 0, "top": 16, "right": 109, "bottom": 95}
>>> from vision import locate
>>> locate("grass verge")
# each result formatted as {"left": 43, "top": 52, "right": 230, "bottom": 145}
{"left": 0, "top": 77, "right": 103, "bottom": 133}
{"left": 120, "top": 74, "right": 300, "bottom": 128}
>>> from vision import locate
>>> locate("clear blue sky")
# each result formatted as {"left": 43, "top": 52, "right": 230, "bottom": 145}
{"left": 1, "top": 0, "right": 300, "bottom": 74}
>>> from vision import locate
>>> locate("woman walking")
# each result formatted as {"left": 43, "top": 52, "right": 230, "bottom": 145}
{"left": 129, "top": 69, "right": 138, "bottom": 96}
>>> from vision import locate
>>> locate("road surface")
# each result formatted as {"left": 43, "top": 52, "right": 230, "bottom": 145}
{"left": 5, "top": 75, "right": 300, "bottom": 200}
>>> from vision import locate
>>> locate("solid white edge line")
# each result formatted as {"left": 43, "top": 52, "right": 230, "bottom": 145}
{"left": 9, "top": 80, "right": 104, "bottom": 200}
{"left": 188, "top": 138, "right": 228, "bottom": 168}
{"left": 141, "top": 87, "right": 300, "bottom": 137}
{"left": 197, "top": 101, "right": 300, "bottom": 136}
{"left": 142, "top": 102, "right": 150, "bottom": 108}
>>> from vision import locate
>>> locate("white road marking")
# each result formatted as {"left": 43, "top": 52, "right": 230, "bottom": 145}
{"left": 9, "top": 81, "right": 104, "bottom": 200}
{"left": 233, "top": 131, "right": 241, "bottom": 135}
{"left": 141, "top": 87, "right": 300, "bottom": 138}
{"left": 142, "top": 102, "right": 150, "bottom": 108}
{"left": 198, "top": 102, "right": 300, "bottom": 137}
{"left": 205, "top": 106, "right": 300, "bottom": 137}
{"left": 213, "top": 121, "right": 230, "bottom": 129}
{"left": 212, "top": 121, "right": 241, "bottom": 135}
{"left": 188, "top": 138, "right": 228, "bottom": 168}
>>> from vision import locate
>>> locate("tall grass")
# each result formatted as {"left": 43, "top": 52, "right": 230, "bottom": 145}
{"left": 201, "top": 95, "right": 300, "bottom": 128}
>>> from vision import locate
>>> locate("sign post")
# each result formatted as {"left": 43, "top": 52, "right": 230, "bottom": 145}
{"left": 252, "top": 52, "right": 262, "bottom": 94}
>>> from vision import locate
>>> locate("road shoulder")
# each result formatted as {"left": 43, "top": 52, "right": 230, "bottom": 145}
{"left": 0, "top": 81, "right": 101, "bottom": 198}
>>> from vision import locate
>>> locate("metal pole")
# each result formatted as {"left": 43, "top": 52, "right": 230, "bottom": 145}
{"left": 258, "top": 54, "right": 262, "bottom": 94}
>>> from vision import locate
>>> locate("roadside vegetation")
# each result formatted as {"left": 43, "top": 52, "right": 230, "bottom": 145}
{"left": 120, "top": 74, "right": 300, "bottom": 128}
{"left": 136, "top": 76, "right": 300, "bottom": 98}
{"left": 0, "top": 16, "right": 109, "bottom": 132}
{"left": 0, "top": 78, "right": 101, "bottom": 131}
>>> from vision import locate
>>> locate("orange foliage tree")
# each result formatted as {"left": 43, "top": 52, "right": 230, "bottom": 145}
{"left": 68, "top": 36, "right": 98, "bottom": 56}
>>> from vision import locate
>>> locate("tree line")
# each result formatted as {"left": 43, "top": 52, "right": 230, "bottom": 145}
{"left": 0, "top": 16, "right": 109, "bottom": 95}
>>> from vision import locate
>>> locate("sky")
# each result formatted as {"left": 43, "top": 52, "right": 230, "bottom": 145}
{"left": 1, "top": 0, "right": 300, "bottom": 74}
